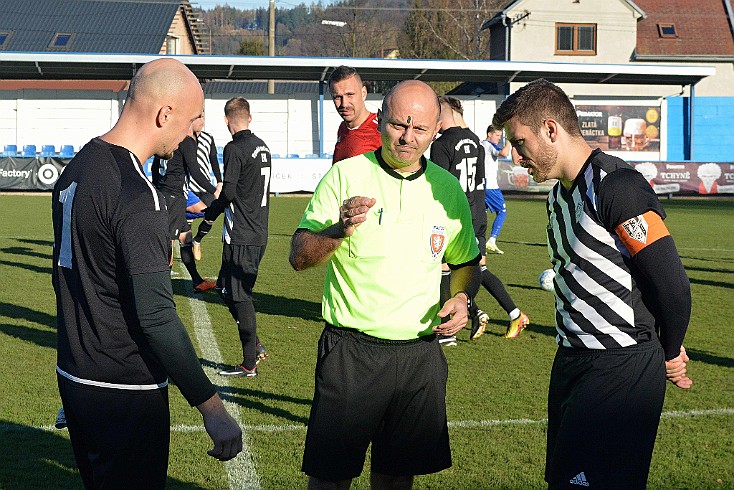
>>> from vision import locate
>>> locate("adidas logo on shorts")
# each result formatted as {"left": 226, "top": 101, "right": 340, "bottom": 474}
{"left": 570, "top": 471, "right": 590, "bottom": 486}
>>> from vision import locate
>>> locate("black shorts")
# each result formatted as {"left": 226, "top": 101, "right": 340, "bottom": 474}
{"left": 58, "top": 374, "right": 170, "bottom": 489}
{"left": 545, "top": 341, "right": 666, "bottom": 490}
{"left": 162, "top": 192, "right": 189, "bottom": 239}
{"left": 217, "top": 243, "right": 266, "bottom": 302}
{"left": 471, "top": 199, "right": 487, "bottom": 253}
{"left": 302, "top": 325, "right": 451, "bottom": 481}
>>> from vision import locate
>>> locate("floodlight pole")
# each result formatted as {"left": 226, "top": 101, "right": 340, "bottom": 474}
{"left": 268, "top": 0, "right": 275, "bottom": 94}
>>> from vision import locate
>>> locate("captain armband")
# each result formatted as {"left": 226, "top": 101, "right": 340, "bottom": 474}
{"left": 615, "top": 210, "right": 670, "bottom": 257}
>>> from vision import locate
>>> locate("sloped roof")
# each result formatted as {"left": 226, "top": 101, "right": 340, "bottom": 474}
{"left": 0, "top": 0, "right": 180, "bottom": 53}
{"left": 204, "top": 80, "right": 321, "bottom": 95}
{"left": 634, "top": 0, "right": 734, "bottom": 58}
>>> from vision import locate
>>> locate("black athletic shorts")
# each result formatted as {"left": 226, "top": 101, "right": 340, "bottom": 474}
{"left": 471, "top": 198, "right": 488, "bottom": 254}
{"left": 162, "top": 192, "right": 189, "bottom": 240}
{"left": 217, "top": 243, "right": 266, "bottom": 302}
{"left": 58, "top": 374, "right": 170, "bottom": 489}
{"left": 302, "top": 325, "right": 451, "bottom": 481}
{"left": 545, "top": 341, "right": 666, "bottom": 490}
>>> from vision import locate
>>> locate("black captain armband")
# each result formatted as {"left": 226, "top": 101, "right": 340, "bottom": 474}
{"left": 454, "top": 290, "right": 473, "bottom": 310}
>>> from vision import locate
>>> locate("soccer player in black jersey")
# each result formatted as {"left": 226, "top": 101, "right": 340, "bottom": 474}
{"left": 203, "top": 97, "right": 272, "bottom": 378}
{"left": 52, "top": 58, "right": 242, "bottom": 489}
{"left": 494, "top": 79, "right": 692, "bottom": 490}
{"left": 431, "top": 96, "right": 529, "bottom": 342}
{"left": 152, "top": 123, "right": 218, "bottom": 293}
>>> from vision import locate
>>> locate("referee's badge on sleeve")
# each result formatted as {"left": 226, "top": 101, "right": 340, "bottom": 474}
{"left": 430, "top": 225, "right": 446, "bottom": 260}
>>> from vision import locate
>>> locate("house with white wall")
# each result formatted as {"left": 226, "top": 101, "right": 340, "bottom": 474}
{"left": 481, "top": 0, "right": 734, "bottom": 161}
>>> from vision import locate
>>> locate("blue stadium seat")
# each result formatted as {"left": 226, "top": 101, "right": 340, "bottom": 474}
{"left": 304, "top": 154, "right": 319, "bottom": 158}
{"left": 41, "top": 145, "right": 56, "bottom": 157}
{"left": 60, "top": 145, "right": 75, "bottom": 158}
{"left": 270, "top": 154, "right": 281, "bottom": 158}
{"left": 287, "top": 153, "right": 300, "bottom": 158}
{"left": 2, "top": 144, "right": 17, "bottom": 157}
{"left": 320, "top": 153, "right": 333, "bottom": 159}
{"left": 22, "top": 145, "right": 37, "bottom": 157}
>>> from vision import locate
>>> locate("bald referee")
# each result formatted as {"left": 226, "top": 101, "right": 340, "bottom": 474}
{"left": 494, "top": 79, "right": 691, "bottom": 489}
{"left": 290, "top": 80, "right": 481, "bottom": 489}
{"left": 52, "top": 58, "right": 241, "bottom": 488}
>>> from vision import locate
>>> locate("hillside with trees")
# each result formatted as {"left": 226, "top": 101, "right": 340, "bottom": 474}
{"left": 200, "top": 0, "right": 507, "bottom": 59}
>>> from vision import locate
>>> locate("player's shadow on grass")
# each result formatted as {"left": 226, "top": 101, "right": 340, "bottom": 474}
{"left": 0, "top": 258, "right": 51, "bottom": 276}
{"left": 0, "top": 421, "right": 212, "bottom": 490}
{"left": 177, "top": 280, "right": 323, "bottom": 323}
{"left": 16, "top": 238, "right": 54, "bottom": 247}
{"left": 1, "top": 245, "right": 52, "bottom": 261}
{"left": 0, "top": 421, "right": 82, "bottom": 489}
{"left": 215, "top": 386, "right": 310, "bottom": 425}
{"left": 687, "top": 348, "right": 734, "bottom": 369}
{"left": 0, "top": 301, "right": 57, "bottom": 349}
{"left": 684, "top": 264, "right": 734, "bottom": 274}
{"left": 253, "top": 292, "right": 322, "bottom": 322}
{"left": 687, "top": 276, "right": 734, "bottom": 290}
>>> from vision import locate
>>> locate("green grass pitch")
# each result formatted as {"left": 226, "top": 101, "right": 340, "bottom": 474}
{"left": 0, "top": 194, "right": 732, "bottom": 489}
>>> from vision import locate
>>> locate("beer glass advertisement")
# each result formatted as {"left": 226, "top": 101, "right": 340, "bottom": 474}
{"left": 574, "top": 103, "right": 662, "bottom": 161}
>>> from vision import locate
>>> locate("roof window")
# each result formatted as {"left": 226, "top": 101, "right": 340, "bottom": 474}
{"left": 657, "top": 23, "right": 678, "bottom": 38}
{"left": 49, "top": 33, "right": 75, "bottom": 49}
{"left": 0, "top": 31, "right": 12, "bottom": 49}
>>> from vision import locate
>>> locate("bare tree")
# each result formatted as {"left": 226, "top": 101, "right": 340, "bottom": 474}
{"left": 399, "top": 0, "right": 506, "bottom": 60}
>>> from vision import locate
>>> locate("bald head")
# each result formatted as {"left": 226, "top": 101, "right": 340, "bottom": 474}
{"left": 379, "top": 80, "right": 441, "bottom": 172}
{"left": 382, "top": 80, "right": 440, "bottom": 124}
{"left": 102, "top": 58, "right": 204, "bottom": 163}
{"left": 128, "top": 58, "right": 200, "bottom": 105}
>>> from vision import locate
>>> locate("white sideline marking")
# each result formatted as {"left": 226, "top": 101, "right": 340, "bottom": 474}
{"left": 11, "top": 407, "right": 734, "bottom": 434}
{"left": 181, "top": 266, "right": 261, "bottom": 490}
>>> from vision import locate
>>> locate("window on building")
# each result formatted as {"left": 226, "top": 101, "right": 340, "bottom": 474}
{"left": 0, "top": 31, "right": 12, "bottom": 49}
{"left": 555, "top": 23, "right": 596, "bottom": 55}
{"left": 166, "top": 36, "right": 179, "bottom": 54}
{"left": 657, "top": 23, "right": 678, "bottom": 38}
{"left": 49, "top": 33, "right": 74, "bottom": 49}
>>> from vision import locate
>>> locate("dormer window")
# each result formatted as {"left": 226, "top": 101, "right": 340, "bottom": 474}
{"left": 657, "top": 23, "right": 678, "bottom": 38}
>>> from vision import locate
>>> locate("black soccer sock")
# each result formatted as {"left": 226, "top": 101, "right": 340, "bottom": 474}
{"left": 440, "top": 270, "right": 451, "bottom": 324}
{"left": 194, "top": 220, "right": 213, "bottom": 243}
{"left": 233, "top": 299, "right": 258, "bottom": 370}
{"left": 481, "top": 266, "right": 517, "bottom": 314}
{"left": 180, "top": 244, "right": 204, "bottom": 285}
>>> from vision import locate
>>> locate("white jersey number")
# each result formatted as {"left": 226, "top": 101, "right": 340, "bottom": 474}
{"left": 57, "top": 181, "right": 78, "bottom": 269}
{"left": 260, "top": 166, "right": 271, "bottom": 207}
{"left": 455, "top": 154, "right": 478, "bottom": 193}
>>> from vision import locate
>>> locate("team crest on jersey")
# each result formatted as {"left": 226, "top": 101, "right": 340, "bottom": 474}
{"left": 430, "top": 225, "right": 446, "bottom": 260}
{"left": 621, "top": 215, "right": 649, "bottom": 244}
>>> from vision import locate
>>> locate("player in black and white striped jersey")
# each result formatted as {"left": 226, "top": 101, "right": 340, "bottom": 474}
{"left": 494, "top": 79, "right": 691, "bottom": 490}
{"left": 188, "top": 115, "right": 222, "bottom": 260}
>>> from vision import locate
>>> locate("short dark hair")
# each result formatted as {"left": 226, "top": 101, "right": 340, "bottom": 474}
{"left": 224, "top": 97, "right": 250, "bottom": 122}
{"left": 492, "top": 79, "right": 582, "bottom": 138}
{"left": 487, "top": 124, "right": 501, "bottom": 134}
{"left": 439, "top": 95, "right": 463, "bottom": 115}
{"left": 328, "top": 66, "right": 363, "bottom": 92}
